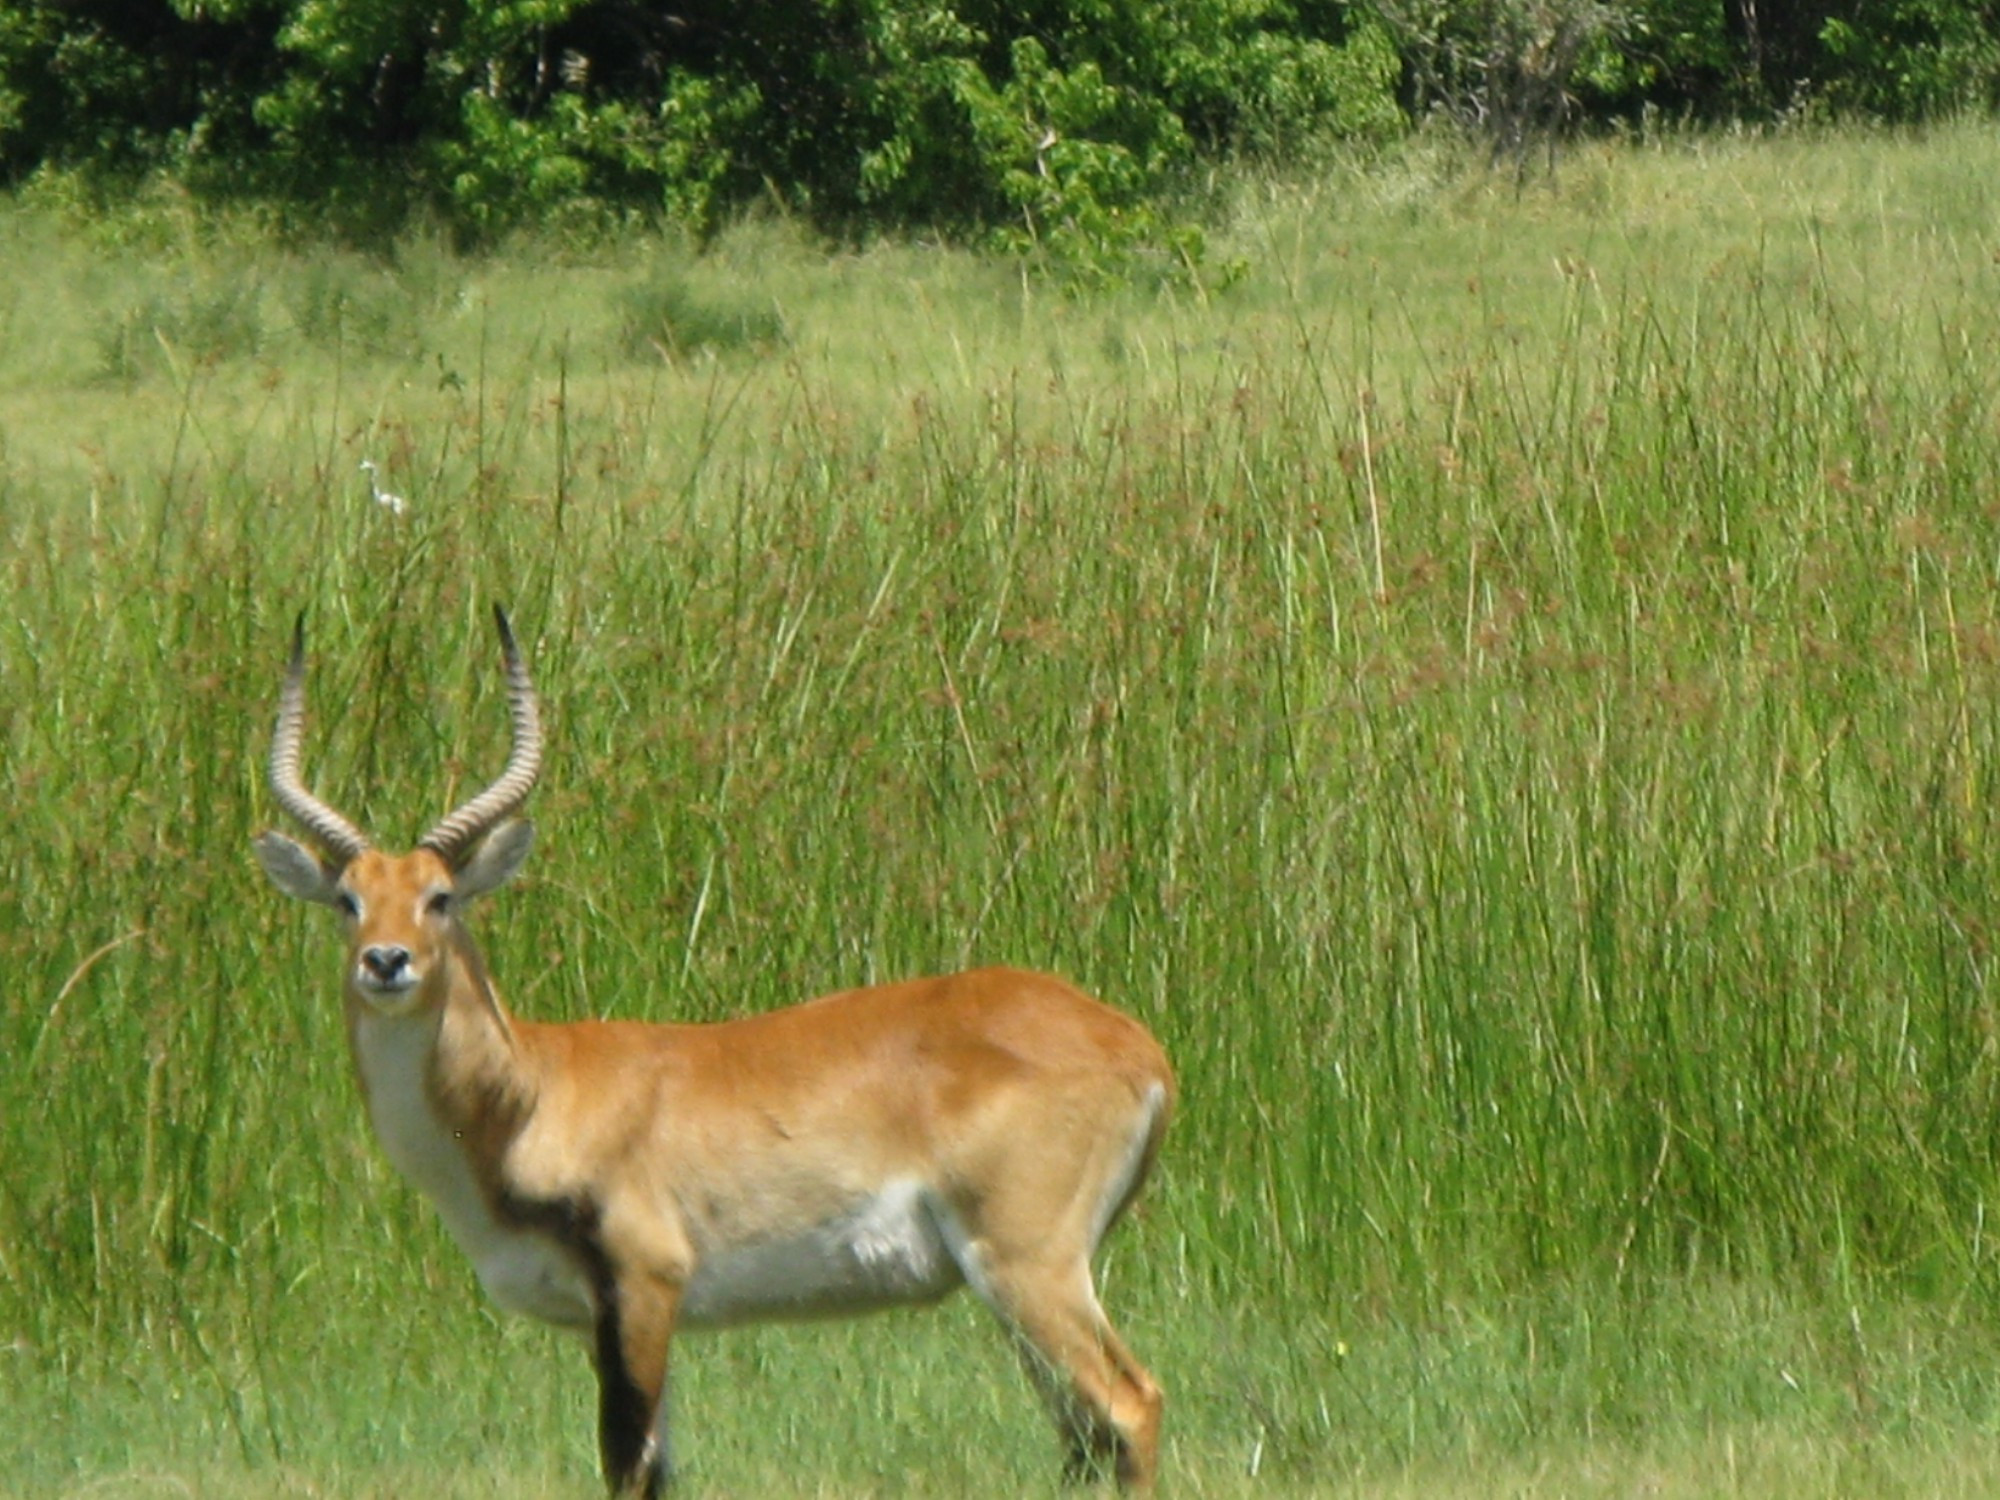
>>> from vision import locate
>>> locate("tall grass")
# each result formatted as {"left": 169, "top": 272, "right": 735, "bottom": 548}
{"left": 8, "top": 124, "right": 2000, "bottom": 1493}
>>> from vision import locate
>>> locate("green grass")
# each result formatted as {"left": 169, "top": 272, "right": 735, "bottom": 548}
{"left": 8, "top": 121, "right": 2000, "bottom": 1493}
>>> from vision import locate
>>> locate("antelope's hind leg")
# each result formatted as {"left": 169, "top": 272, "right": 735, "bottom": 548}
{"left": 948, "top": 1080, "right": 1169, "bottom": 1488}
{"left": 980, "top": 1258, "right": 1163, "bottom": 1489}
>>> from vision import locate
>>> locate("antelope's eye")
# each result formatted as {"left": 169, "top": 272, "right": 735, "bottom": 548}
{"left": 334, "top": 891, "right": 360, "bottom": 918}
{"left": 425, "top": 890, "right": 453, "bottom": 916}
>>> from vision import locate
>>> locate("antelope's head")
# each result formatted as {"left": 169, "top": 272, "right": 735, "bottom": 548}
{"left": 253, "top": 605, "right": 542, "bottom": 1018}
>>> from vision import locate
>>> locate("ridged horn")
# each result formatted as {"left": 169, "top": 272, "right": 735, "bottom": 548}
{"left": 417, "top": 604, "right": 543, "bottom": 866}
{"left": 267, "top": 612, "right": 372, "bottom": 864}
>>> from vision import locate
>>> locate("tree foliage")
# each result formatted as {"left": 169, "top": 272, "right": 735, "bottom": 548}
{"left": 2, "top": 0, "right": 1997, "bottom": 255}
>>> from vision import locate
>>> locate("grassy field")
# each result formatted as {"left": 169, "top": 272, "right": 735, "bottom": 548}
{"left": 7, "top": 122, "right": 2000, "bottom": 1495}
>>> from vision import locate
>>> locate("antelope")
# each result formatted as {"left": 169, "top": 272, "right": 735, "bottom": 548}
{"left": 251, "top": 607, "right": 1174, "bottom": 1496}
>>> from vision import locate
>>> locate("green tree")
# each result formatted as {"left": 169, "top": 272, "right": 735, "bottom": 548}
{"left": 2, "top": 0, "right": 1405, "bottom": 255}
{"left": 8, "top": 0, "right": 1997, "bottom": 254}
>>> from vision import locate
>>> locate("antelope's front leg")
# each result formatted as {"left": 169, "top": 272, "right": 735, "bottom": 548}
{"left": 592, "top": 1264, "right": 682, "bottom": 1498}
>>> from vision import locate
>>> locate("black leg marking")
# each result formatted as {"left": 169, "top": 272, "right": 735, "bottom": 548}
{"left": 594, "top": 1295, "right": 663, "bottom": 1496}
{"left": 493, "top": 1189, "right": 670, "bottom": 1498}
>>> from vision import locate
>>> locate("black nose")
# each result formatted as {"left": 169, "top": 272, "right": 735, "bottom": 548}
{"left": 361, "top": 945, "right": 411, "bottom": 983}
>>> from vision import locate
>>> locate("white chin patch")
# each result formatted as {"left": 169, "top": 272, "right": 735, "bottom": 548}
{"left": 353, "top": 973, "right": 422, "bottom": 1003}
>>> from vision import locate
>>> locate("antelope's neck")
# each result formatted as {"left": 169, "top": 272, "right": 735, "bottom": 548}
{"left": 345, "top": 937, "right": 536, "bottom": 1223}
{"left": 344, "top": 941, "right": 594, "bottom": 1330}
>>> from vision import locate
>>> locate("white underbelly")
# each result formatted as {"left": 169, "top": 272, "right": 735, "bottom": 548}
{"left": 679, "top": 1179, "right": 967, "bottom": 1330}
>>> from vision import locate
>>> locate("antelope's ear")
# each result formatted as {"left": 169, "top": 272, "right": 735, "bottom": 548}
{"left": 454, "top": 819, "right": 535, "bottom": 901}
{"left": 253, "top": 831, "right": 344, "bottom": 906}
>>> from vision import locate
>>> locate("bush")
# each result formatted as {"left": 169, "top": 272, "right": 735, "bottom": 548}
{"left": 615, "top": 269, "right": 788, "bottom": 363}
{"left": 1816, "top": 1, "right": 2000, "bottom": 118}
